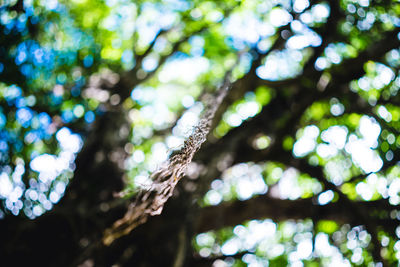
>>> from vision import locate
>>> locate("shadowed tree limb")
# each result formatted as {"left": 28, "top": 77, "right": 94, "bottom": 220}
{"left": 195, "top": 194, "right": 398, "bottom": 234}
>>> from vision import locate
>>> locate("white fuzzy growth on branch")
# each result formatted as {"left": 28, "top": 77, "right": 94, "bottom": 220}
{"left": 103, "top": 75, "right": 231, "bottom": 245}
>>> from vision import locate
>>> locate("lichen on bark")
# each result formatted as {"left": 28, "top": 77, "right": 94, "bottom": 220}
{"left": 103, "top": 74, "right": 232, "bottom": 245}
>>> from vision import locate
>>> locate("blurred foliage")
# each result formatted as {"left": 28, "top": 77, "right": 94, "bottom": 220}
{"left": 1, "top": 0, "right": 400, "bottom": 266}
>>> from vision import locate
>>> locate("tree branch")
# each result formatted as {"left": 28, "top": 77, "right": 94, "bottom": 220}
{"left": 102, "top": 73, "right": 233, "bottom": 245}
{"left": 196, "top": 194, "right": 397, "bottom": 234}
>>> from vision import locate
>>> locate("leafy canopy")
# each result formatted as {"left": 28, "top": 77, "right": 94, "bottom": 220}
{"left": 1, "top": 0, "right": 400, "bottom": 266}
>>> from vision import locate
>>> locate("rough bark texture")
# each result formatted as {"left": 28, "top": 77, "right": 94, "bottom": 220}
{"left": 102, "top": 74, "right": 231, "bottom": 246}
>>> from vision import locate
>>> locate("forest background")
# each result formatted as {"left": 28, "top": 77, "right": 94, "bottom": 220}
{"left": 1, "top": 0, "right": 400, "bottom": 266}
